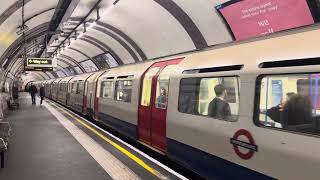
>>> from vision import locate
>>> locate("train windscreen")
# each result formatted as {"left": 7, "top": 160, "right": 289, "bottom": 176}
{"left": 216, "top": 0, "right": 315, "bottom": 40}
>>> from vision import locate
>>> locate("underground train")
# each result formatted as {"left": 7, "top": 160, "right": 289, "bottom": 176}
{"left": 34, "top": 28, "right": 320, "bottom": 180}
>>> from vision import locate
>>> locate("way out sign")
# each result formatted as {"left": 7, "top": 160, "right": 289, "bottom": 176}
{"left": 26, "top": 58, "right": 56, "bottom": 68}
{"left": 230, "top": 129, "right": 258, "bottom": 160}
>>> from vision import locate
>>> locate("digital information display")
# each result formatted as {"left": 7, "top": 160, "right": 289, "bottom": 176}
{"left": 217, "top": 0, "right": 315, "bottom": 40}
{"left": 27, "top": 58, "right": 53, "bottom": 67}
{"left": 25, "top": 58, "right": 56, "bottom": 72}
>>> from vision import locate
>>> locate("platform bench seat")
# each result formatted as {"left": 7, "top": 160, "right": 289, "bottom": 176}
{"left": 0, "top": 122, "right": 11, "bottom": 168}
{"left": 7, "top": 98, "right": 19, "bottom": 110}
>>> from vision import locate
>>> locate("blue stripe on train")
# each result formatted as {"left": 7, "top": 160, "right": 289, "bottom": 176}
{"left": 167, "top": 138, "right": 274, "bottom": 180}
{"left": 99, "top": 112, "right": 137, "bottom": 139}
{"left": 92, "top": 111, "right": 273, "bottom": 179}
{"left": 70, "top": 104, "right": 82, "bottom": 113}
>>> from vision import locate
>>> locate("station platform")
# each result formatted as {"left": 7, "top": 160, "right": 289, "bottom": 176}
{"left": 0, "top": 93, "right": 187, "bottom": 180}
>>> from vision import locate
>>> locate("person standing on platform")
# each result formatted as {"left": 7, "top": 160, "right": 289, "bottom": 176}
{"left": 12, "top": 84, "right": 19, "bottom": 102}
{"left": 39, "top": 85, "right": 45, "bottom": 105}
{"left": 29, "top": 83, "right": 38, "bottom": 105}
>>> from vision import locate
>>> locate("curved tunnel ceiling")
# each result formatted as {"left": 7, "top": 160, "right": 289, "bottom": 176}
{"left": 0, "top": 0, "right": 318, "bottom": 84}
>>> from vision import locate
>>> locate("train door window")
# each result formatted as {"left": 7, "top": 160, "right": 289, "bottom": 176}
{"left": 141, "top": 67, "right": 160, "bottom": 106}
{"left": 115, "top": 80, "right": 132, "bottom": 103}
{"left": 178, "top": 76, "right": 239, "bottom": 121}
{"left": 76, "top": 81, "right": 84, "bottom": 94}
{"left": 60, "top": 83, "right": 65, "bottom": 91}
{"left": 256, "top": 73, "right": 320, "bottom": 136}
{"left": 71, "top": 82, "right": 77, "bottom": 93}
{"left": 155, "top": 65, "right": 177, "bottom": 109}
{"left": 100, "top": 81, "right": 114, "bottom": 99}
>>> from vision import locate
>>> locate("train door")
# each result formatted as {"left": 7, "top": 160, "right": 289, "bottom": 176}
{"left": 83, "top": 81, "right": 88, "bottom": 114}
{"left": 83, "top": 74, "right": 94, "bottom": 115}
{"left": 138, "top": 58, "right": 182, "bottom": 152}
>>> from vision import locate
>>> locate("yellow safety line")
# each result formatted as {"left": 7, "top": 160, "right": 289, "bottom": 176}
{"left": 50, "top": 102, "right": 164, "bottom": 179}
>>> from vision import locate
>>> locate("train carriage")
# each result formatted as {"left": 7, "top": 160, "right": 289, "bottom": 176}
{"left": 166, "top": 28, "right": 320, "bottom": 179}
{"left": 96, "top": 62, "right": 154, "bottom": 139}
{"left": 68, "top": 73, "right": 94, "bottom": 114}
{"left": 84, "top": 70, "right": 108, "bottom": 117}
{"left": 57, "top": 76, "right": 74, "bottom": 105}
{"left": 44, "top": 79, "right": 55, "bottom": 99}
{"left": 36, "top": 28, "right": 320, "bottom": 180}
{"left": 50, "top": 78, "right": 63, "bottom": 101}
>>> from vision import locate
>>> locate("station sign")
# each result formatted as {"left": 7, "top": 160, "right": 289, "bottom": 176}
{"left": 26, "top": 58, "right": 53, "bottom": 67}
{"left": 25, "top": 58, "right": 56, "bottom": 72}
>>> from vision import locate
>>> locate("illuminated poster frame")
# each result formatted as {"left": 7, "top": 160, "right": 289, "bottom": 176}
{"left": 216, "top": 0, "right": 320, "bottom": 41}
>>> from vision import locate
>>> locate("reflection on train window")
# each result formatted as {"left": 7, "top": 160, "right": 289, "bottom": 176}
{"left": 115, "top": 80, "right": 132, "bottom": 103}
{"left": 258, "top": 74, "right": 320, "bottom": 136}
{"left": 52, "top": 83, "right": 58, "bottom": 93}
{"left": 60, "top": 83, "right": 66, "bottom": 91}
{"left": 178, "top": 76, "right": 239, "bottom": 121}
{"left": 141, "top": 67, "right": 160, "bottom": 106}
{"left": 155, "top": 65, "right": 177, "bottom": 109}
{"left": 76, "top": 82, "right": 84, "bottom": 94}
{"left": 100, "top": 81, "right": 114, "bottom": 99}
{"left": 71, "top": 83, "right": 77, "bottom": 93}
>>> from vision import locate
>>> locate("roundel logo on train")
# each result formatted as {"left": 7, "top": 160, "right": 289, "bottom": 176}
{"left": 230, "top": 129, "right": 258, "bottom": 160}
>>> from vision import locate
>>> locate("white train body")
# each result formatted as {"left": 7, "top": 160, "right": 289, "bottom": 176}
{"left": 41, "top": 28, "right": 320, "bottom": 179}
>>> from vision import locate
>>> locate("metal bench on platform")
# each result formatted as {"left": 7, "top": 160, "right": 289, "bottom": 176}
{"left": 7, "top": 98, "right": 19, "bottom": 110}
{"left": 0, "top": 122, "right": 11, "bottom": 168}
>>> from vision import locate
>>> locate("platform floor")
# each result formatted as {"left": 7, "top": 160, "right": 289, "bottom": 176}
{"left": 0, "top": 93, "right": 185, "bottom": 180}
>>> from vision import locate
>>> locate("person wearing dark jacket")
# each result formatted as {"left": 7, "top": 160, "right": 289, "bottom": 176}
{"left": 12, "top": 84, "right": 19, "bottom": 100}
{"left": 29, "top": 83, "right": 38, "bottom": 105}
{"left": 281, "top": 94, "right": 313, "bottom": 128}
{"left": 208, "top": 84, "right": 231, "bottom": 120}
{"left": 266, "top": 92, "right": 295, "bottom": 124}
{"left": 39, "top": 85, "right": 45, "bottom": 105}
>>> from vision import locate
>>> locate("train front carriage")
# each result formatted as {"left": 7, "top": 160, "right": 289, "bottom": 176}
{"left": 166, "top": 29, "right": 320, "bottom": 180}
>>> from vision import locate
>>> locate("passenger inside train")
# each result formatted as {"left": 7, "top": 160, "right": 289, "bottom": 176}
{"left": 208, "top": 84, "right": 231, "bottom": 120}
{"left": 178, "top": 77, "right": 239, "bottom": 121}
{"left": 259, "top": 74, "right": 320, "bottom": 134}
{"left": 282, "top": 94, "right": 313, "bottom": 127}
{"left": 266, "top": 92, "right": 295, "bottom": 124}
{"left": 115, "top": 80, "right": 132, "bottom": 103}
{"left": 156, "top": 88, "right": 167, "bottom": 109}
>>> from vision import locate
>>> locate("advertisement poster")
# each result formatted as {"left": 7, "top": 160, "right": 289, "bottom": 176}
{"left": 217, "top": 0, "right": 314, "bottom": 40}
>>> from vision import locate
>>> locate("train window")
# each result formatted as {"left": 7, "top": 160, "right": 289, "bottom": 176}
{"left": 76, "top": 82, "right": 84, "bottom": 94}
{"left": 178, "top": 76, "right": 239, "bottom": 121}
{"left": 257, "top": 74, "right": 320, "bottom": 136}
{"left": 60, "top": 83, "right": 66, "bottom": 91}
{"left": 115, "top": 80, "right": 132, "bottom": 103}
{"left": 155, "top": 65, "right": 177, "bottom": 109}
{"left": 71, "top": 82, "right": 76, "bottom": 93}
{"left": 141, "top": 67, "right": 160, "bottom": 106}
{"left": 100, "top": 81, "right": 114, "bottom": 99}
